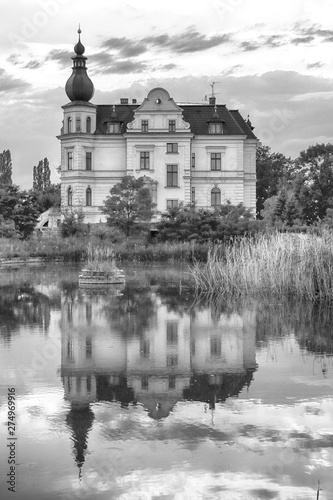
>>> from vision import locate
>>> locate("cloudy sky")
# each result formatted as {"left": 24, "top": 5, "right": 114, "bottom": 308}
{"left": 1, "top": 0, "right": 333, "bottom": 188}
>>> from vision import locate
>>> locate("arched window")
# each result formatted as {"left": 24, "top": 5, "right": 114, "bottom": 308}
{"left": 86, "top": 187, "right": 92, "bottom": 206}
{"left": 86, "top": 116, "right": 91, "bottom": 133}
{"left": 211, "top": 187, "right": 221, "bottom": 207}
{"left": 76, "top": 117, "right": 81, "bottom": 132}
{"left": 68, "top": 187, "right": 73, "bottom": 206}
{"left": 67, "top": 117, "right": 72, "bottom": 133}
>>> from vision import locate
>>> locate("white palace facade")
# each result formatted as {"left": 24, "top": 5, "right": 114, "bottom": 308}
{"left": 58, "top": 30, "right": 257, "bottom": 224}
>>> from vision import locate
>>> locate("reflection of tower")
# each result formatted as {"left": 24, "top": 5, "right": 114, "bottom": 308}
{"left": 66, "top": 405, "right": 94, "bottom": 473}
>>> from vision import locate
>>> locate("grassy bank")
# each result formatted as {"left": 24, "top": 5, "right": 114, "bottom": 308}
{"left": 191, "top": 231, "right": 333, "bottom": 301}
{"left": 0, "top": 234, "right": 212, "bottom": 263}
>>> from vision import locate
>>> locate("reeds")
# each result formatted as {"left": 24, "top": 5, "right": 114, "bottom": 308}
{"left": 190, "top": 230, "right": 333, "bottom": 301}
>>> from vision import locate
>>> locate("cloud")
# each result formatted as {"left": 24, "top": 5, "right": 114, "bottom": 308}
{"left": 93, "top": 58, "right": 148, "bottom": 75}
{"left": 307, "top": 61, "right": 324, "bottom": 69}
{"left": 46, "top": 49, "right": 73, "bottom": 68}
{"left": 291, "top": 36, "right": 315, "bottom": 45}
{"left": 143, "top": 30, "right": 231, "bottom": 53}
{"left": 101, "top": 28, "right": 231, "bottom": 57}
{"left": 0, "top": 68, "right": 30, "bottom": 93}
{"left": 239, "top": 41, "right": 260, "bottom": 52}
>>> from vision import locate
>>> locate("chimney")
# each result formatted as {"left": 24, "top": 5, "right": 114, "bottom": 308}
{"left": 209, "top": 96, "right": 216, "bottom": 105}
{"left": 120, "top": 98, "right": 129, "bottom": 104}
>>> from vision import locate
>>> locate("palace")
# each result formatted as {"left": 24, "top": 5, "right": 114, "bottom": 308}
{"left": 58, "top": 30, "right": 257, "bottom": 224}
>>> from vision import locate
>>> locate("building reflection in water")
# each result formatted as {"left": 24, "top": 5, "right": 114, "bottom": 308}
{"left": 61, "top": 285, "right": 257, "bottom": 470}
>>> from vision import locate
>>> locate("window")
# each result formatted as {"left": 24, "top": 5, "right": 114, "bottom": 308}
{"left": 210, "top": 337, "right": 221, "bottom": 357}
{"left": 167, "top": 355, "right": 178, "bottom": 367}
{"left": 209, "top": 122, "right": 223, "bottom": 134}
{"left": 107, "top": 122, "right": 121, "bottom": 133}
{"left": 211, "top": 153, "right": 221, "bottom": 171}
{"left": 86, "top": 376, "right": 91, "bottom": 392}
{"left": 67, "top": 151, "right": 73, "bottom": 170}
{"left": 67, "top": 187, "right": 73, "bottom": 206}
{"left": 166, "top": 143, "right": 178, "bottom": 153}
{"left": 67, "top": 339, "right": 73, "bottom": 360}
{"left": 141, "top": 120, "right": 149, "bottom": 132}
{"left": 167, "top": 322, "right": 178, "bottom": 345}
{"left": 67, "top": 116, "right": 72, "bottom": 133}
{"left": 166, "top": 199, "right": 178, "bottom": 209}
{"left": 86, "top": 338, "right": 92, "bottom": 358}
{"left": 141, "top": 375, "right": 149, "bottom": 390}
{"left": 191, "top": 153, "right": 195, "bottom": 168}
{"left": 76, "top": 376, "right": 81, "bottom": 393}
{"left": 167, "top": 165, "right": 178, "bottom": 187}
{"left": 76, "top": 117, "right": 81, "bottom": 132}
{"left": 168, "top": 120, "right": 176, "bottom": 133}
{"left": 86, "top": 187, "right": 92, "bottom": 206}
{"left": 140, "top": 151, "right": 150, "bottom": 170}
{"left": 191, "top": 187, "right": 195, "bottom": 204}
{"left": 86, "top": 116, "right": 91, "bottom": 133}
{"left": 169, "top": 376, "right": 176, "bottom": 389}
{"left": 140, "top": 339, "right": 150, "bottom": 358}
{"left": 86, "top": 152, "right": 92, "bottom": 170}
{"left": 211, "top": 187, "right": 221, "bottom": 207}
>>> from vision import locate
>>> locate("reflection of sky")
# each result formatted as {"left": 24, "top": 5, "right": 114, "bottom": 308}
{"left": 0, "top": 267, "right": 332, "bottom": 499}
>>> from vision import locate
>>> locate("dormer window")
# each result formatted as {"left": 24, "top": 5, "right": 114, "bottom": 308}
{"left": 107, "top": 122, "right": 121, "bottom": 133}
{"left": 209, "top": 122, "right": 223, "bottom": 134}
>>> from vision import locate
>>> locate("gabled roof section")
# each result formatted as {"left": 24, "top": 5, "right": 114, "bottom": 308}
{"left": 229, "top": 110, "right": 257, "bottom": 139}
{"left": 95, "top": 104, "right": 137, "bottom": 134}
{"left": 136, "top": 87, "right": 183, "bottom": 113}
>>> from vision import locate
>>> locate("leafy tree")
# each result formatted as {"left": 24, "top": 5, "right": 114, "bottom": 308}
{"left": 256, "top": 143, "right": 293, "bottom": 218}
{"left": 0, "top": 185, "right": 39, "bottom": 239}
{"left": 0, "top": 149, "right": 13, "bottom": 186}
{"left": 101, "top": 176, "right": 155, "bottom": 237}
{"left": 33, "top": 158, "right": 51, "bottom": 191}
{"left": 292, "top": 143, "right": 333, "bottom": 223}
{"left": 30, "top": 183, "right": 61, "bottom": 214}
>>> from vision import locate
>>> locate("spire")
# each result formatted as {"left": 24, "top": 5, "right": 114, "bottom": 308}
{"left": 213, "top": 105, "right": 219, "bottom": 120}
{"left": 246, "top": 114, "right": 255, "bottom": 130}
{"left": 65, "top": 27, "right": 94, "bottom": 102}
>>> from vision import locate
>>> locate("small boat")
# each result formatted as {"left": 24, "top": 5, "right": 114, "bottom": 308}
{"left": 78, "top": 268, "right": 125, "bottom": 285}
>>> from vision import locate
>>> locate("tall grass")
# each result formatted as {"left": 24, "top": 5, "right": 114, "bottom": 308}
{"left": 0, "top": 235, "right": 212, "bottom": 263}
{"left": 191, "top": 231, "right": 333, "bottom": 301}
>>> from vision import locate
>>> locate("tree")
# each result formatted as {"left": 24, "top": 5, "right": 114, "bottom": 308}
{"left": 30, "top": 183, "right": 61, "bottom": 214}
{"left": 33, "top": 158, "right": 51, "bottom": 191}
{"left": 0, "top": 149, "right": 13, "bottom": 186}
{"left": 292, "top": 143, "right": 333, "bottom": 223}
{"left": 60, "top": 207, "right": 85, "bottom": 237}
{"left": 101, "top": 176, "right": 155, "bottom": 237}
{"left": 256, "top": 143, "right": 293, "bottom": 218}
{"left": 0, "top": 185, "right": 39, "bottom": 239}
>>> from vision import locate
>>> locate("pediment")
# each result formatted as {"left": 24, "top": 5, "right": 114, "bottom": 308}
{"left": 135, "top": 87, "right": 183, "bottom": 113}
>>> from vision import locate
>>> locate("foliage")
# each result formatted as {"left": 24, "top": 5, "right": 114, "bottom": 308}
{"left": 156, "top": 202, "right": 262, "bottom": 242}
{"left": 0, "top": 149, "right": 13, "bottom": 186}
{"left": 256, "top": 143, "right": 292, "bottom": 218}
{"left": 0, "top": 216, "right": 18, "bottom": 238}
{"left": 0, "top": 185, "right": 39, "bottom": 239}
{"left": 292, "top": 143, "right": 333, "bottom": 223}
{"left": 101, "top": 175, "right": 155, "bottom": 237}
{"left": 30, "top": 183, "right": 61, "bottom": 214}
{"left": 33, "top": 158, "right": 51, "bottom": 191}
{"left": 60, "top": 207, "right": 86, "bottom": 237}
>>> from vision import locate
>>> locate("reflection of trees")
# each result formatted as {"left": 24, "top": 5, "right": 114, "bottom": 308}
{"left": 0, "top": 285, "right": 52, "bottom": 342}
{"left": 255, "top": 298, "right": 333, "bottom": 356}
{"left": 102, "top": 281, "right": 157, "bottom": 337}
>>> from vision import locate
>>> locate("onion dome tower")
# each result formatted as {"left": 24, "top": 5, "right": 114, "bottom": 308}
{"left": 65, "top": 27, "right": 94, "bottom": 102}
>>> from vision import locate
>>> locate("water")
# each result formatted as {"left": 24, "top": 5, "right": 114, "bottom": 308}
{"left": 0, "top": 264, "right": 332, "bottom": 500}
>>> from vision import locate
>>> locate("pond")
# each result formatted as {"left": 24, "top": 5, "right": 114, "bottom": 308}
{"left": 0, "top": 264, "right": 332, "bottom": 500}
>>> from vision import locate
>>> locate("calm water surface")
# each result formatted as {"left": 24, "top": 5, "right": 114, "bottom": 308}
{"left": 0, "top": 264, "right": 332, "bottom": 500}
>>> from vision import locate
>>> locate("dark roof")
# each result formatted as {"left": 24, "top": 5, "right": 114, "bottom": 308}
{"left": 95, "top": 104, "right": 257, "bottom": 138}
